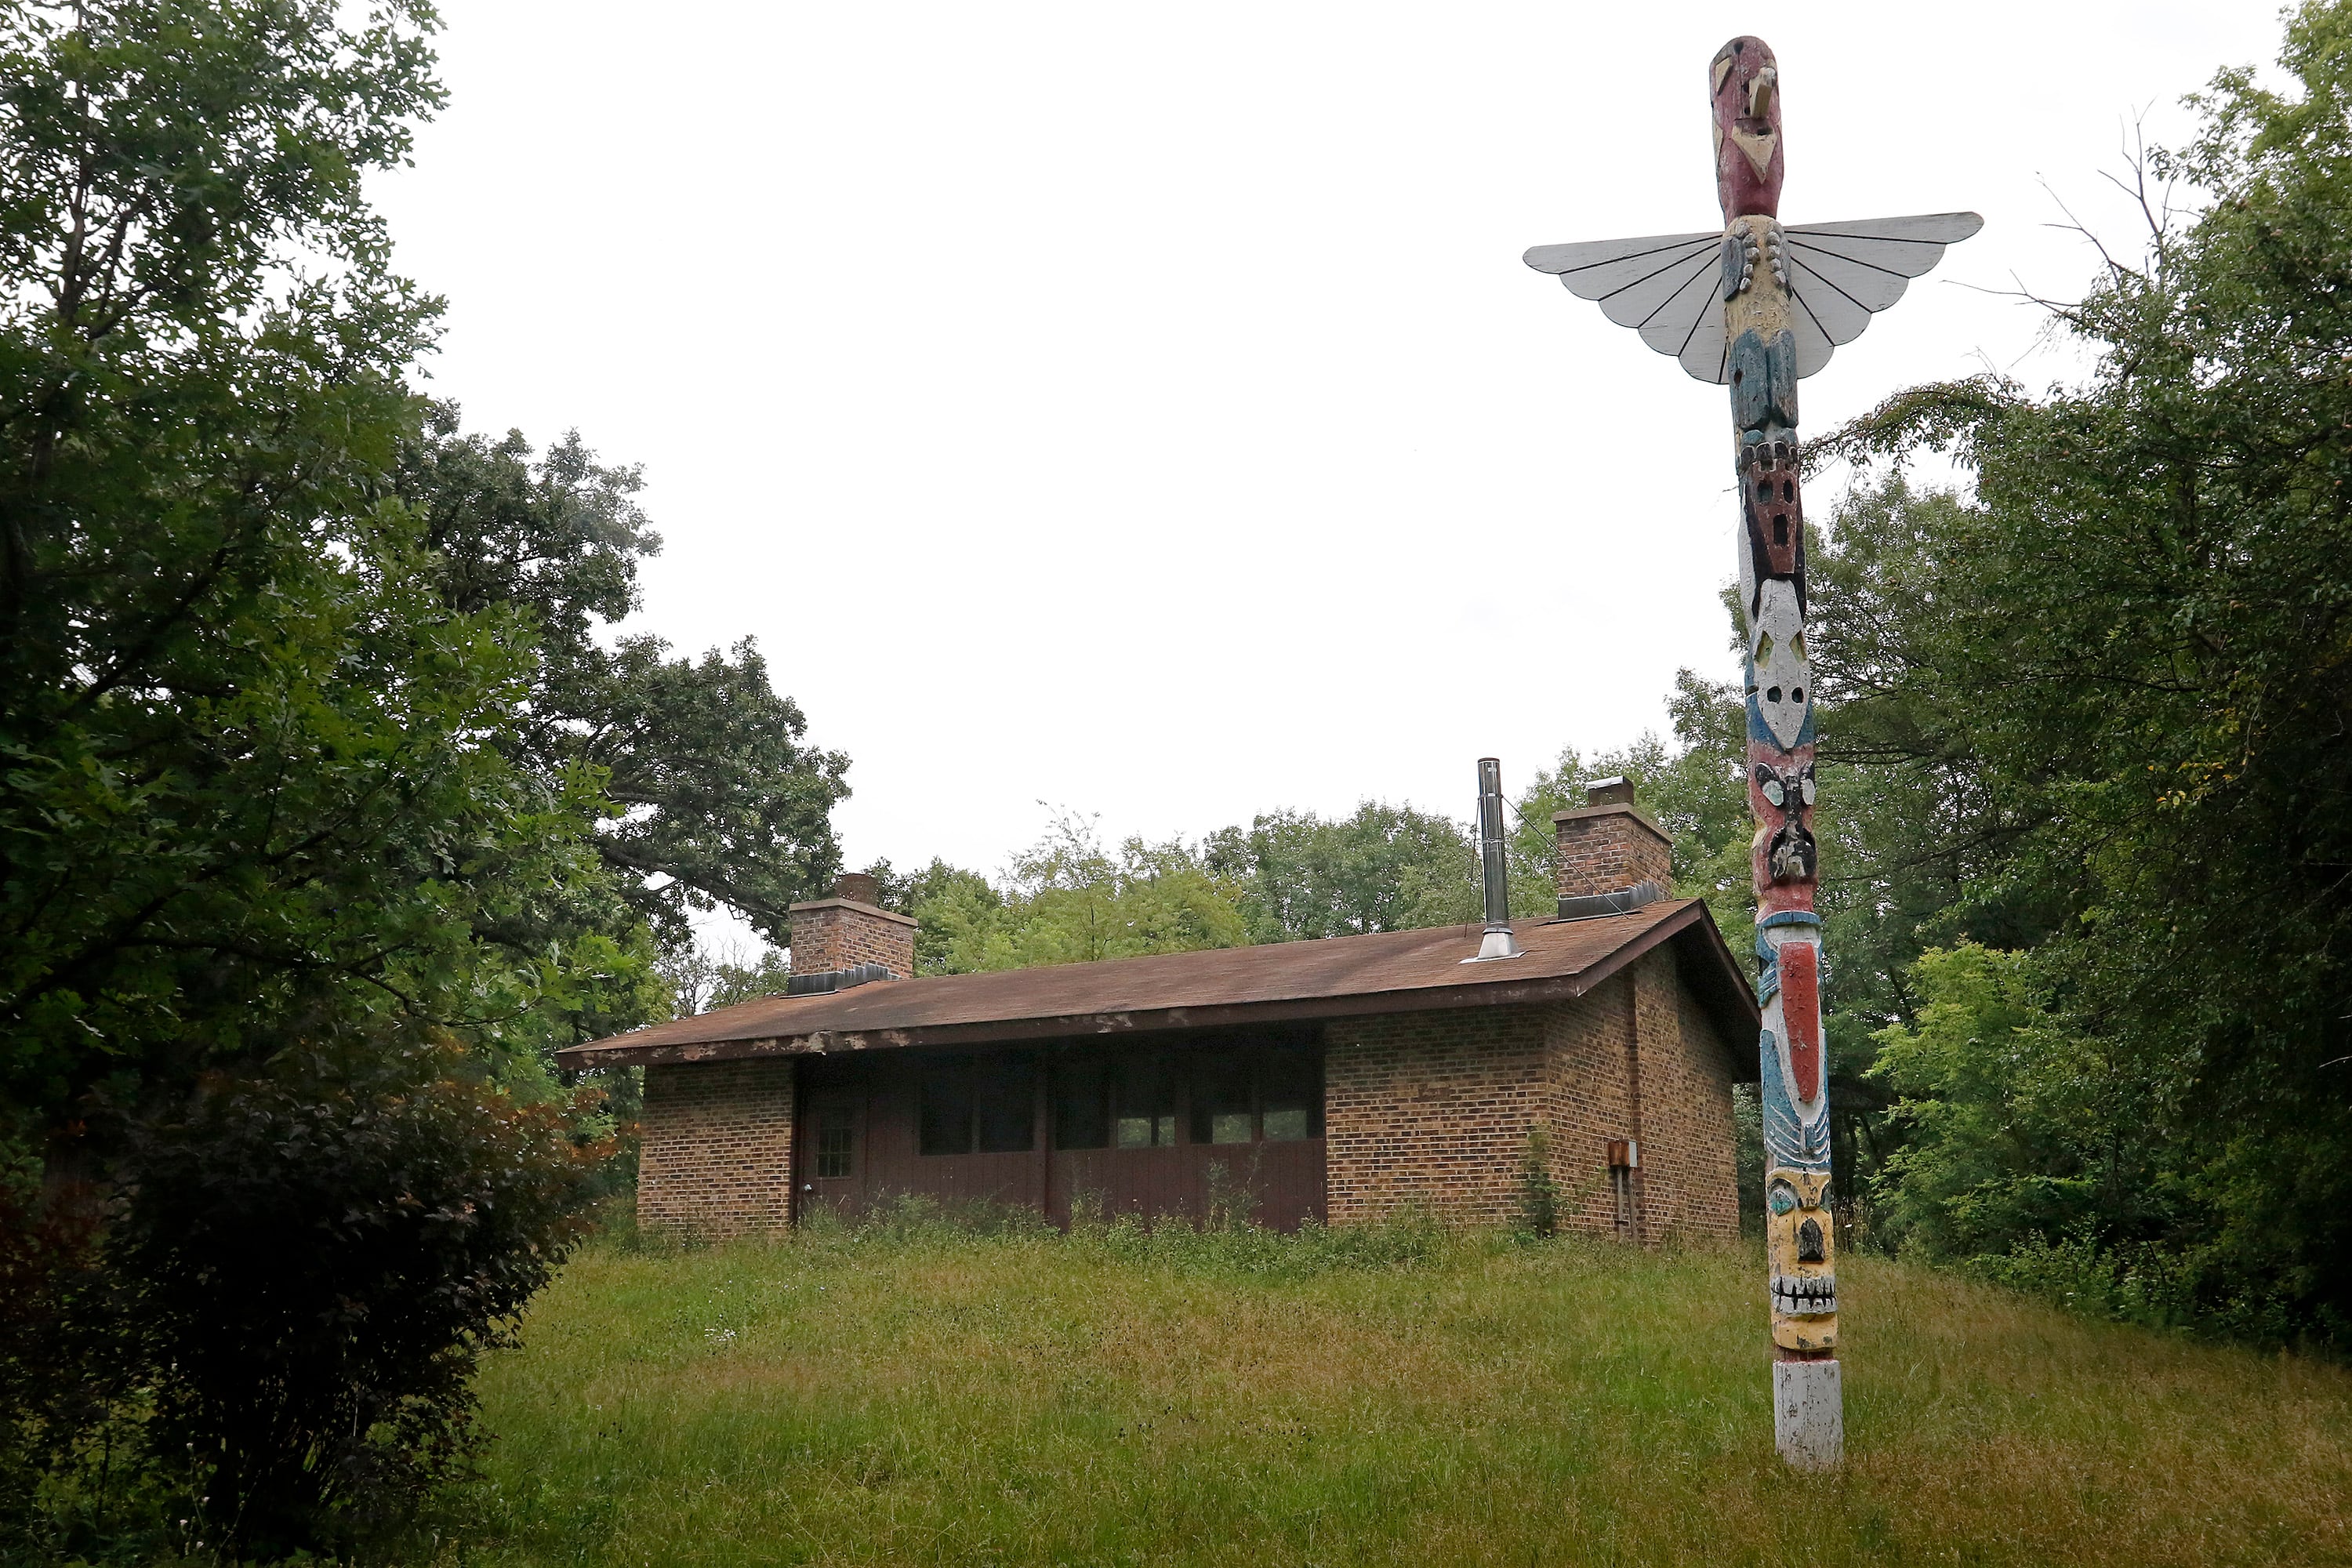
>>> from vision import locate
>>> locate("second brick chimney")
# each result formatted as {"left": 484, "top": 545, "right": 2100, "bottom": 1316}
{"left": 1553, "top": 777, "right": 1672, "bottom": 919}
{"left": 788, "top": 873, "right": 917, "bottom": 981}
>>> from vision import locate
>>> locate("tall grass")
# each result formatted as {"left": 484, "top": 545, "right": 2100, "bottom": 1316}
{"left": 456, "top": 1210, "right": 2352, "bottom": 1566}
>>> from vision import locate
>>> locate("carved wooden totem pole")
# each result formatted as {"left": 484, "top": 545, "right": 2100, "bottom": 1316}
{"left": 1523, "top": 38, "right": 1978, "bottom": 1468}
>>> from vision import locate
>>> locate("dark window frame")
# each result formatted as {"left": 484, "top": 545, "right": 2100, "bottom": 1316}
{"left": 1112, "top": 1053, "right": 1181, "bottom": 1149}
{"left": 918, "top": 1063, "right": 976, "bottom": 1156}
{"left": 1190, "top": 1050, "right": 1255, "bottom": 1147}
{"left": 815, "top": 1101, "right": 855, "bottom": 1178}
{"left": 919, "top": 1052, "right": 1038, "bottom": 1156}
{"left": 975, "top": 1053, "right": 1037, "bottom": 1154}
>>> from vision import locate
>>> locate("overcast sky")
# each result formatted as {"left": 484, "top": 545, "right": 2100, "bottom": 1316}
{"left": 371, "top": 1, "right": 2285, "bottom": 939}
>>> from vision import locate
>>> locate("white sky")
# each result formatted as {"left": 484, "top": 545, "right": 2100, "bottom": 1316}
{"left": 372, "top": 1, "right": 2285, "bottom": 935}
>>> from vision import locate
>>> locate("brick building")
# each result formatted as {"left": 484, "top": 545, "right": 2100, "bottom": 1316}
{"left": 560, "top": 781, "right": 1758, "bottom": 1240}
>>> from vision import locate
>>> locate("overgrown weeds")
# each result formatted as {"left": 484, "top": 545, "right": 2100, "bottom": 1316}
{"left": 782, "top": 1189, "right": 1448, "bottom": 1282}
{"left": 457, "top": 1219, "right": 2352, "bottom": 1567}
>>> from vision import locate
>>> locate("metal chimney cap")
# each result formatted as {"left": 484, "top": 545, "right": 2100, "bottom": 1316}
{"left": 1585, "top": 776, "right": 1636, "bottom": 807}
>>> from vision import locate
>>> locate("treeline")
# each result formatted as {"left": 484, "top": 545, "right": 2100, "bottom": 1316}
{"left": 10, "top": 0, "right": 2352, "bottom": 1557}
{"left": 776, "top": 4, "right": 2352, "bottom": 1351}
{"left": 0, "top": 3, "right": 848, "bottom": 1558}
{"left": 803, "top": 710, "right": 1747, "bottom": 983}
{"left": 1778, "top": 0, "right": 2352, "bottom": 1348}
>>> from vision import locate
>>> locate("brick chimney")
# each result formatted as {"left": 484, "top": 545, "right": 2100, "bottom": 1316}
{"left": 788, "top": 873, "right": 916, "bottom": 980}
{"left": 1552, "top": 777, "right": 1672, "bottom": 918}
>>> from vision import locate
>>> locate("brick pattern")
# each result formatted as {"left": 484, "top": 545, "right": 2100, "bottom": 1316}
{"left": 1326, "top": 1007, "right": 1549, "bottom": 1224}
{"left": 1553, "top": 807, "right": 1673, "bottom": 902}
{"left": 1646, "top": 953, "right": 1742, "bottom": 1240}
{"left": 637, "top": 953, "right": 1740, "bottom": 1244}
{"left": 788, "top": 898, "right": 916, "bottom": 978}
{"left": 638, "top": 1058, "right": 797, "bottom": 1236}
{"left": 1325, "top": 958, "right": 1740, "bottom": 1241}
{"left": 1537, "top": 982, "right": 1640, "bottom": 1238}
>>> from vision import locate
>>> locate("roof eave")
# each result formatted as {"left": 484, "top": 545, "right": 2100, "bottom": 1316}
{"left": 560, "top": 902, "right": 1758, "bottom": 1073}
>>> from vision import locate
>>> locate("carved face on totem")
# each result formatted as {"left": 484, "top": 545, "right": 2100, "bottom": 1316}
{"left": 1752, "top": 760, "right": 1817, "bottom": 885}
{"left": 1748, "top": 578, "right": 1809, "bottom": 750}
{"left": 1766, "top": 1167, "right": 1837, "bottom": 1352}
{"left": 1740, "top": 436, "right": 1806, "bottom": 610}
{"left": 1711, "top": 36, "right": 1784, "bottom": 220}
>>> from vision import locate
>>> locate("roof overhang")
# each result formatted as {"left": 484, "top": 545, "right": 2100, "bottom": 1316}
{"left": 563, "top": 900, "right": 1759, "bottom": 1078}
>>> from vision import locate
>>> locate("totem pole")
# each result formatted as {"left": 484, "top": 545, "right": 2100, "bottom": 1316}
{"left": 1523, "top": 38, "right": 1977, "bottom": 1468}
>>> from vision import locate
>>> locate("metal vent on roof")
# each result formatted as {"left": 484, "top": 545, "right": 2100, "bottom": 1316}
{"left": 786, "top": 962, "right": 895, "bottom": 996}
{"left": 1556, "top": 880, "right": 1666, "bottom": 923}
{"left": 1463, "top": 757, "right": 1526, "bottom": 963}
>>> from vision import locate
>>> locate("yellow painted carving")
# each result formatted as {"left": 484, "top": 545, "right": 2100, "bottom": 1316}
{"left": 1728, "top": 125, "right": 1777, "bottom": 183}
{"left": 1766, "top": 1167, "right": 1838, "bottom": 1352}
{"left": 1722, "top": 215, "right": 1790, "bottom": 342}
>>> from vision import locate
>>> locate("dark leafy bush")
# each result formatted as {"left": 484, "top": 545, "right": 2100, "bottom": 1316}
{"left": 0, "top": 1168, "right": 144, "bottom": 1558}
{"left": 107, "top": 1033, "right": 608, "bottom": 1558}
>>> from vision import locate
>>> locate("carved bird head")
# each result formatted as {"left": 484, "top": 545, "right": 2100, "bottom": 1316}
{"left": 1710, "top": 36, "right": 1784, "bottom": 222}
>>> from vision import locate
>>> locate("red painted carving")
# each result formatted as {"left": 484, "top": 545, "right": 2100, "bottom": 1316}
{"left": 1711, "top": 37, "right": 1784, "bottom": 221}
{"left": 1749, "top": 739, "right": 1817, "bottom": 916}
{"left": 1741, "top": 436, "right": 1805, "bottom": 583}
{"left": 1780, "top": 942, "right": 1822, "bottom": 1102}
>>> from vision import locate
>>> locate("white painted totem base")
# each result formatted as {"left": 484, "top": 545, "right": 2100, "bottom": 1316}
{"left": 1773, "top": 1358, "right": 1843, "bottom": 1469}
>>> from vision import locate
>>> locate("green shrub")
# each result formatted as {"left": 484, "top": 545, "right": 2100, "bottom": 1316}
{"left": 1515, "top": 1124, "right": 1559, "bottom": 1240}
{"left": 111, "top": 1035, "right": 604, "bottom": 1559}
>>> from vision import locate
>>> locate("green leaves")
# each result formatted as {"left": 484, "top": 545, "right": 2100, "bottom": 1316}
{"left": 1205, "top": 802, "right": 1479, "bottom": 943}
{"left": 395, "top": 408, "right": 850, "bottom": 950}
{"left": 0, "top": 2, "right": 673, "bottom": 1549}
{"left": 892, "top": 813, "right": 1248, "bottom": 975}
{"left": 1798, "top": 0, "right": 2352, "bottom": 1340}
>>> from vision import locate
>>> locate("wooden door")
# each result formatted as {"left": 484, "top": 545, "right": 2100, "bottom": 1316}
{"left": 797, "top": 1088, "right": 866, "bottom": 1221}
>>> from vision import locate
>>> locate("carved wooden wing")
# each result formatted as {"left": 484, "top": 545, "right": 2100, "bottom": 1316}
{"left": 1522, "top": 229, "right": 1726, "bottom": 381}
{"left": 1524, "top": 211, "right": 1982, "bottom": 384}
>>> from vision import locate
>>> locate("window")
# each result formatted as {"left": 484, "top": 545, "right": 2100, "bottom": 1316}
{"left": 815, "top": 1103, "right": 855, "bottom": 1178}
{"left": 920, "top": 1054, "right": 1035, "bottom": 1155}
{"left": 919, "top": 1065, "right": 975, "bottom": 1156}
{"left": 1053, "top": 1058, "right": 1109, "bottom": 1150}
{"left": 975, "top": 1054, "right": 1036, "bottom": 1153}
{"left": 1112, "top": 1057, "right": 1178, "bottom": 1149}
{"left": 1260, "top": 1047, "right": 1320, "bottom": 1142}
{"left": 1191, "top": 1053, "right": 1253, "bottom": 1145}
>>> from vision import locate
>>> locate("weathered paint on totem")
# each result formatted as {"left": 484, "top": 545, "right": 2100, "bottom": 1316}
{"left": 1710, "top": 36, "right": 1784, "bottom": 221}
{"left": 1713, "top": 31, "right": 1840, "bottom": 1384}
{"left": 1772, "top": 1358, "right": 1844, "bottom": 1468}
{"left": 1523, "top": 34, "right": 1978, "bottom": 1469}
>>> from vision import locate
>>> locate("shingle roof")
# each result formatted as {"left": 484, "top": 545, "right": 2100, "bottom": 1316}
{"left": 559, "top": 898, "right": 1758, "bottom": 1073}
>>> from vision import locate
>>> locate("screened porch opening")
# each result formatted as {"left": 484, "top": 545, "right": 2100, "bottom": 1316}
{"left": 793, "top": 1026, "right": 1327, "bottom": 1229}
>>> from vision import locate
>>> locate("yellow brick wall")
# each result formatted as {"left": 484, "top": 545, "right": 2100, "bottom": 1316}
{"left": 638, "top": 1058, "right": 796, "bottom": 1236}
{"left": 1325, "top": 956, "right": 1739, "bottom": 1241}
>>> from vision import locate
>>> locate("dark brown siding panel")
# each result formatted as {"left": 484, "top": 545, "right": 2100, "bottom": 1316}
{"left": 790, "top": 1032, "right": 1328, "bottom": 1231}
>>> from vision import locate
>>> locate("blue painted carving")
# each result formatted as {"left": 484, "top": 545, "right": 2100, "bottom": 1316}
{"left": 1728, "top": 327, "right": 1798, "bottom": 431}
{"left": 1760, "top": 1025, "right": 1832, "bottom": 1171}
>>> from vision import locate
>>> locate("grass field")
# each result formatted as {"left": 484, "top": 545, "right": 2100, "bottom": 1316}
{"left": 457, "top": 1210, "right": 2352, "bottom": 1566}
